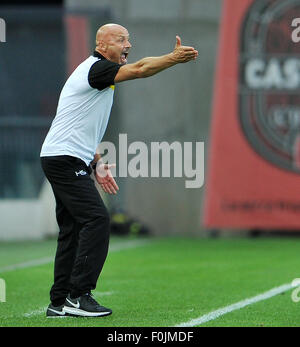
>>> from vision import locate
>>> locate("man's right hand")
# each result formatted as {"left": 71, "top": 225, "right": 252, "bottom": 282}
{"left": 171, "top": 35, "right": 198, "bottom": 63}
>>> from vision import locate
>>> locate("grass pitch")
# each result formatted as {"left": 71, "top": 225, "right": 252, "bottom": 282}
{"left": 0, "top": 235, "right": 300, "bottom": 327}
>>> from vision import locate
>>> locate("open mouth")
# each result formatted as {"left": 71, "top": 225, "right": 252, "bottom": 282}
{"left": 121, "top": 52, "right": 129, "bottom": 64}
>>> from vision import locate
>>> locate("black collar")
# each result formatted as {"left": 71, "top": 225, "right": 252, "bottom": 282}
{"left": 93, "top": 51, "right": 106, "bottom": 60}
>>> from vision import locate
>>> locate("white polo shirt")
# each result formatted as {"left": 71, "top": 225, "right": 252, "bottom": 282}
{"left": 40, "top": 52, "right": 121, "bottom": 166}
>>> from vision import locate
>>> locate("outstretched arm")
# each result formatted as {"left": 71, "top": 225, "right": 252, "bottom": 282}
{"left": 114, "top": 36, "right": 198, "bottom": 83}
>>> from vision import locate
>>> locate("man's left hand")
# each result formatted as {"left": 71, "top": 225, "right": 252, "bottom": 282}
{"left": 95, "top": 162, "right": 119, "bottom": 195}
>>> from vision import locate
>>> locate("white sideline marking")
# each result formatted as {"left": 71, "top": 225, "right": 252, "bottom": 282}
{"left": 0, "top": 239, "right": 151, "bottom": 274}
{"left": 24, "top": 307, "right": 47, "bottom": 318}
{"left": 174, "top": 282, "right": 296, "bottom": 327}
{"left": 23, "top": 291, "right": 114, "bottom": 317}
{"left": 2, "top": 239, "right": 150, "bottom": 318}
{"left": 109, "top": 239, "right": 150, "bottom": 252}
{"left": 0, "top": 257, "right": 53, "bottom": 274}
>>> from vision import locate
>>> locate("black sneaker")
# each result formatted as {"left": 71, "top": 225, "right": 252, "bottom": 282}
{"left": 63, "top": 293, "right": 112, "bottom": 317}
{"left": 46, "top": 303, "right": 67, "bottom": 317}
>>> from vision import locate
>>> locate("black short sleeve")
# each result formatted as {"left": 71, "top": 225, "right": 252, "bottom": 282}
{"left": 88, "top": 59, "right": 122, "bottom": 91}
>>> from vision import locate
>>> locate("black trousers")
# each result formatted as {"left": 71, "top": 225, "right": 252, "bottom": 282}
{"left": 41, "top": 155, "right": 110, "bottom": 306}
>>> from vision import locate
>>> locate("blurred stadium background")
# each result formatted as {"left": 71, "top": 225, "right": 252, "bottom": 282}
{"left": 1, "top": 0, "right": 300, "bottom": 241}
{"left": 3, "top": 0, "right": 300, "bottom": 327}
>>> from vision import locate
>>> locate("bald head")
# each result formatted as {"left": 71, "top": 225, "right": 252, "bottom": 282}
{"left": 96, "top": 24, "right": 128, "bottom": 46}
{"left": 95, "top": 23, "right": 131, "bottom": 64}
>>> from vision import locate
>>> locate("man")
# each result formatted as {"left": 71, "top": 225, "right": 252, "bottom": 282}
{"left": 41, "top": 23, "right": 198, "bottom": 317}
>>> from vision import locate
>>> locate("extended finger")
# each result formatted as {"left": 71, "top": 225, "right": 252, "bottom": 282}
{"left": 184, "top": 52, "right": 198, "bottom": 60}
{"left": 175, "top": 35, "right": 181, "bottom": 47}
{"left": 100, "top": 183, "right": 108, "bottom": 193}
{"left": 107, "top": 182, "right": 117, "bottom": 195}
{"left": 181, "top": 46, "right": 196, "bottom": 52}
{"left": 108, "top": 176, "right": 119, "bottom": 191}
{"left": 105, "top": 182, "right": 115, "bottom": 195}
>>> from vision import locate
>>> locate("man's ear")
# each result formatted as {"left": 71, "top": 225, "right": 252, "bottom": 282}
{"left": 98, "top": 40, "right": 107, "bottom": 53}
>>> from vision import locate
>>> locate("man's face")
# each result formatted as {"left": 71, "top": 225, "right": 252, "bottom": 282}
{"left": 104, "top": 28, "right": 131, "bottom": 65}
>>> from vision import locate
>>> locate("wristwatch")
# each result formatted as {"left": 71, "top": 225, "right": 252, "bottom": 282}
{"left": 92, "top": 160, "right": 103, "bottom": 173}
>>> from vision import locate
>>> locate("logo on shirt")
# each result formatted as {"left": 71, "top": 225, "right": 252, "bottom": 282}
{"left": 75, "top": 170, "right": 87, "bottom": 177}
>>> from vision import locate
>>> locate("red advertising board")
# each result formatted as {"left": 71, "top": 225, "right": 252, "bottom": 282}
{"left": 65, "top": 15, "right": 90, "bottom": 76}
{"left": 204, "top": 0, "right": 300, "bottom": 229}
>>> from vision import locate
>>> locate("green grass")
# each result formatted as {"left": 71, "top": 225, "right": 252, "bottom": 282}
{"left": 0, "top": 236, "right": 300, "bottom": 327}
